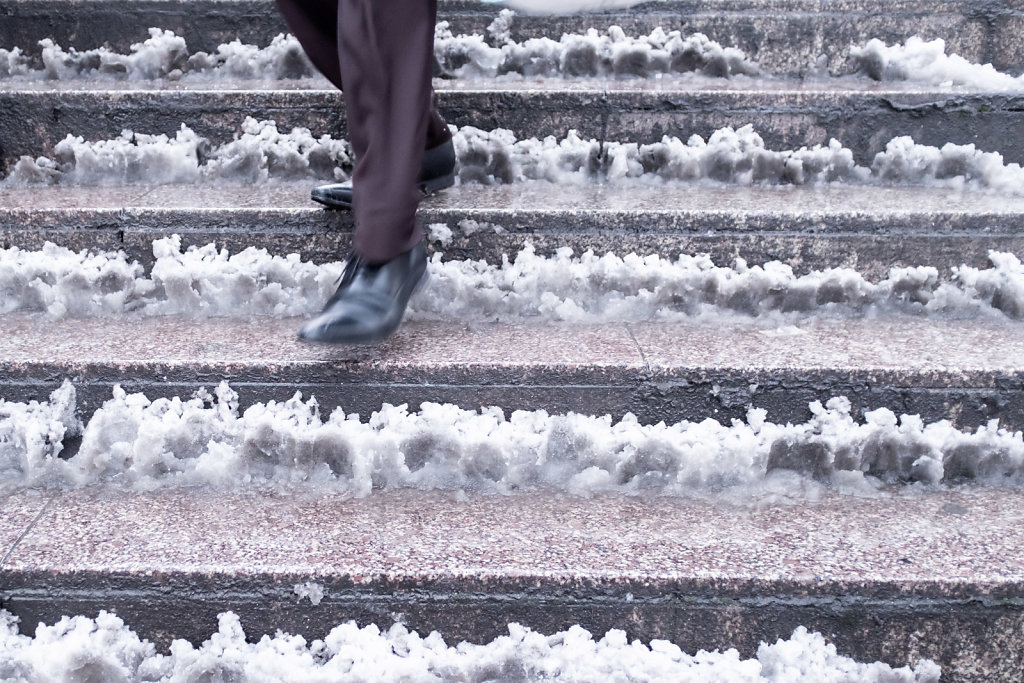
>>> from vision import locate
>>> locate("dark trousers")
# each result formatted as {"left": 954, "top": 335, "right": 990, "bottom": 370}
{"left": 275, "top": 0, "right": 451, "bottom": 262}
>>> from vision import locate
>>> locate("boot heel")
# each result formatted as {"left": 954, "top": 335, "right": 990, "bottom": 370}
{"left": 420, "top": 171, "right": 456, "bottom": 196}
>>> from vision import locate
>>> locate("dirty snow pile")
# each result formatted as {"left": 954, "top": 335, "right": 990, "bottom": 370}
{"left": 5, "top": 381, "right": 1024, "bottom": 493}
{"left": 417, "top": 245, "right": 1024, "bottom": 321}
{"left": 8, "top": 122, "right": 1023, "bottom": 195}
{"left": 0, "top": 28, "right": 315, "bottom": 81}
{"left": 436, "top": 10, "right": 758, "bottom": 79}
{"left": 0, "top": 238, "right": 340, "bottom": 318}
{"left": 454, "top": 125, "right": 1024, "bottom": 194}
{"left": 0, "top": 610, "right": 940, "bottom": 682}
{"left": 850, "top": 37, "right": 1024, "bottom": 90}
{"left": 4, "top": 118, "right": 351, "bottom": 186}
{"left": 0, "top": 16, "right": 759, "bottom": 83}
{"left": 0, "top": 383, "right": 80, "bottom": 481}
{"left": 5, "top": 238, "right": 1024, "bottom": 321}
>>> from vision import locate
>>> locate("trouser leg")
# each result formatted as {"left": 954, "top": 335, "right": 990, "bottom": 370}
{"left": 274, "top": 0, "right": 345, "bottom": 88}
{"left": 337, "top": 0, "right": 440, "bottom": 263}
{"left": 277, "top": 0, "right": 450, "bottom": 146}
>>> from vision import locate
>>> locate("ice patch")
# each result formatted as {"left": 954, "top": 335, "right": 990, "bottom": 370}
{"left": 6, "top": 382, "right": 1024, "bottom": 494}
{"left": 294, "top": 582, "right": 326, "bottom": 606}
{"left": 6, "top": 123, "right": 1024, "bottom": 195}
{"left": 4, "top": 118, "right": 351, "bottom": 186}
{"left": 0, "top": 610, "right": 940, "bottom": 682}
{"left": 4, "top": 239, "right": 1024, "bottom": 321}
{"left": 851, "top": 37, "right": 1024, "bottom": 91}
{"left": 436, "top": 12, "right": 759, "bottom": 79}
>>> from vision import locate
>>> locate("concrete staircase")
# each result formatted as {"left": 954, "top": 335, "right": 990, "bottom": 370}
{"left": 1, "top": 1, "right": 1023, "bottom": 679}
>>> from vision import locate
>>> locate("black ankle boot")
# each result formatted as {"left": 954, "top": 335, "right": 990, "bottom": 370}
{"left": 298, "top": 242, "right": 429, "bottom": 344}
{"left": 311, "top": 138, "right": 457, "bottom": 210}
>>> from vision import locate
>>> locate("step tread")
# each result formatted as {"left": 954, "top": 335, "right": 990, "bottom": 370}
{"left": 2, "top": 485, "right": 1022, "bottom": 590}
{"left": 3, "top": 182, "right": 1023, "bottom": 219}
{"left": 2, "top": 77, "right": 1009, "bottom": 97}
{"left": 3, "top": 314, "right": 1022, "bottom": 380}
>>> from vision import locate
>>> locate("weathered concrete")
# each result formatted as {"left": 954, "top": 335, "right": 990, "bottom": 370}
{"left": 1, "top": 0, "right": 1021, "bottom": 75}
{"left": 1, "top": 486, "right": 1023, "bottom": 681}
{"left": 3, "top": 85, "right": 1024, "bottom": 171}
{"left": 1, "top": 314, "right": 1022, "bottom": 428}
{"left": 2, "top": 183, "right": 1023, "bottom": 276}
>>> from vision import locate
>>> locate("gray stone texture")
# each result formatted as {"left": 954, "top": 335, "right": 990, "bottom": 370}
{"left": 2, "top": 183, "right": 1023, "bottom": 276}
{"left": 2, "top": 314, "right": 1022, "bottom": 428}
{"left": 1, "top": 487, "right": 1023, "bottom": 681}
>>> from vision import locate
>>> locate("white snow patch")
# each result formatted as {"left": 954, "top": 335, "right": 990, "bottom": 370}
{"left": 0, "top": 609, "right": 941, "bottom": 682}
{"left": 487, "top": 0, "right": 653, "bottom": 15}
{"left": 5, "top": 383, "right": 1024, "bottom": 493}
{"left": 426, "top": 219, "right": 505, "bottom": 246}
{"left": 294, "top": 582, "right": 326, "bottom": 606}
{"left": 0, "top": 28, "right": 315, "bottom": 82}
{"left": 0, "top": 20, "right": 759, "bottom": 83}
{"left": 453, "top": 125, "right": 1024, "bottom": 194}
{"left": 6, "top": 123, "right": 1024, "bottom": 195}
{"left": 851, "top": 37, "right": 1024, "bottom": 90}
{"left": 4, "top": 239, "right": 1024, "bottom": 321}
{"left": 3, "top": 118, "right": 351, "bottom": 186}
{"left": 426, "top": 222, "right": 455, "bottom": 247}
{"left": 0, "top": 381, "right": 81, "bottom": 480}
{"left": 436, "top": 12, "right": 759, "bottom": 79}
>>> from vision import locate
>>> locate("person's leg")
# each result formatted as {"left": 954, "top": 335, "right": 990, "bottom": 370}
{"left": 276, "top": 0, "right": 450, "bottom": 146}
{"left": 279, "top": 0, "right": 453, "bottom": 211}
{"left": 297, "top": 0, "right": 440, "bottom": 344}
{"left": 274, "top": 0, "right": 345, "bottom": 88}
{"left": 337, "top": 0, "right": 439, "bottom": 262}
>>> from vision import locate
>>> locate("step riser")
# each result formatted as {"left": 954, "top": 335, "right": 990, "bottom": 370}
{"left": 4, "top": 583, "right": 1020, "bottom": 682}
{"left": 4, "top": 371, "right": 1020, "bottom": 431}
{"left": 2, "top": 0, "right": 1022, "bottom": 75}
{"left": 4, "top": 91, "right": 1024, "bottom": 169}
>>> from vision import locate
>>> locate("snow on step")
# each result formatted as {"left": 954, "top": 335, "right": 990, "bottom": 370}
{"left": 5, "top": 122, "right": 1024, "bottom": 195}
{"left": 3, "top": 237, "right": 1024, "bottom": 321}
{"left": 0, "top": 609, "right": 941, "bottom": 682}
{"left": 1, "top": 0, "right": 1020, "bottom": 77}
{"left": 0, "top": 486, "right": 1018, "bottom": 679}
{"left": 3, "top": 378, "right": 1024, "bottom": 492}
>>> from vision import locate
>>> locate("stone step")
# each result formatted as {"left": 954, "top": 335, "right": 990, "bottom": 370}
{"left": 3, "top": 82, "right": 1023, "bottom": 168}
{"left": 2, "top": 313, "right": 1022, "bottom": 428}
{"left": 2, "top": 183, "right": 1023, "bottom": 275}
{"left": 1, "top": 0, "right": 1021, "bottom": 76}
{"left": 1, "top": 484, "right": 1021, "bottom": 681}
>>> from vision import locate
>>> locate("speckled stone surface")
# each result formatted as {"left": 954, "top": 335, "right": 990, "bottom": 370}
{"left": 2, "top": 485, "right": 1023, "bottom": 679}
{"left": 3, "top": 183, "right": 1023, "bottom": 275}
{"left": 1, "top": 314, "right": 1022, "bottom": 427}
{"left": 0, "top": 489, "right": 53, "bottom": 565}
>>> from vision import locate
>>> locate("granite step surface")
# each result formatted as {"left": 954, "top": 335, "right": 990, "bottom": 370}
{"left": 1, "top": 0, "right": 1021, "bottom": 76}
{"left": 2, "top": 83, "right": 1023, "bottom": 167}
{"left": 2, "top": 183, "right": 1023, "bottom": 275}
{"left": 1, "top": 485, "right": 1022, "bottom": 681}
{"left": 2, "top": 313, "right": 1022, "bottom": 427}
